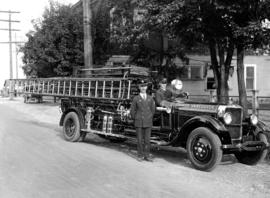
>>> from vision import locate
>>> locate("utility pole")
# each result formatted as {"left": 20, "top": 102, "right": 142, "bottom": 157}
{"left": 0, "top": 10, "right": 20, "bottom": 99}
{"left": 83, "top": 0, "right": 93, "bottom": 71}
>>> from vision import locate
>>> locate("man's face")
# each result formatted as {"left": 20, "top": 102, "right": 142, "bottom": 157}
{"left": 139, "top": 85, "right": 147, "bottom": 93}
{"left": 160, "top": 83, "right": 166, "bottom": 90}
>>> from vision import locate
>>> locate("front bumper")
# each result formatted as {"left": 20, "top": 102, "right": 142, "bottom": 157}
{"left": 222, "top": 141, "right": 269, "bottom": 152}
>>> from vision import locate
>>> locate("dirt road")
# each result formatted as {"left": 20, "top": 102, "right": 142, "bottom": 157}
{"left": 0, "top": 98, "right": 270, "bottom": 198}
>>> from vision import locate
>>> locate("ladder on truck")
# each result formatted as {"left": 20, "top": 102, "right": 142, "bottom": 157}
{"left": 8, "top": 77, "right": 132, "bottom": 101}
{"left": 6, "top": 67, "right": 137, "bottom": 101}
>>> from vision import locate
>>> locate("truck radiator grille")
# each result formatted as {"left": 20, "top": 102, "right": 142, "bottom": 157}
{"left": 225, "top": 108, "right": 242, "bottom": 140}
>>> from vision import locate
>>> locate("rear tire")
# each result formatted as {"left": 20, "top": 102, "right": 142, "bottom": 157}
{"left": 63, "top": 112, "right": 81, "bottom": 142}
{"left": 234, "top": 133, "right": 268, "bottom": 165}
{"left": 187, "top": 127, "right": 222, "bottom": 171}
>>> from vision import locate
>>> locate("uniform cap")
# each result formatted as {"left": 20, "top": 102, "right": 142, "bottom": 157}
{"left": 160, "top": 78, "right": 167, "bottom": 84}
{"left": 138, "top": 79, "right": 148, "bottom": 86}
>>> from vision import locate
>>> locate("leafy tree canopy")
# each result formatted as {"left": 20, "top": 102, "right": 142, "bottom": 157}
{"left": 138, "top": 0, "right": 270, "bottom": 106}
{"left": 21, "top": 1, "right": 84, "bottom": 77}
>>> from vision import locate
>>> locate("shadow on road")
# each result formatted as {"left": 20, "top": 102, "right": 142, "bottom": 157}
{"left": 22, "top": 118, "right": 240, "bottom": 170}
{"left": 81, "top": 134, "right": 193, "bottom": 169}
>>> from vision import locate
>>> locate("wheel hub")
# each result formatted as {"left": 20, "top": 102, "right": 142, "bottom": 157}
{"left": 66, "top": 118, "right": 76, "bottom": 137}
{"left": 192, "top": 138, "right": 211, "bottom": 162}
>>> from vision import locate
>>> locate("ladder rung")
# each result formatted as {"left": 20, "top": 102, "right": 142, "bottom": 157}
{"left": 42, "top": 81, "right": 45, "bottom": 93}
{"left": 95, "top": 81, "right": 98, "bottom": 97}
{"left": 47, "top": 82, "right": 50, "bottom": 94}
{"left": 102, "top": 81, "right": 105, "bottom": 98}
{"left": 57, "top": 81, "right": 60, "bottom": 94}
{"left": 88, "top": 81, "right": 91, "bottom": 97}
{"left": 63, "top": 81, "right": 66, "bottom": 95}
{"left": 52, "top": 82, "right": 55, "bottom": 94}
{"left": 118, "top": 81, "right": 122, "bottom": 98}
{"left": 75, "top": 81, "right": 78, "bottom": 96}
{"left": 127, "top": 80, "right": 131, "bottom": 99}
{"left": 69, "top": 81, "right": 71, "bottom": 96}
{"left": 110, "top": 81, "right": 113, "bottom": 98}
{"left": 81, "top": 81, "right": 84, "bottom": 96}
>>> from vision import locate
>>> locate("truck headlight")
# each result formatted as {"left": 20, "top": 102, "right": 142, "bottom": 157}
{"left": 223, "top": 112, "right": 232, "bottom": 125}
{"left": 217, "top": 105, "right": 226, "bottom": 117}
{"left": 250, "top": 114, "right": 258, "bottom": 125}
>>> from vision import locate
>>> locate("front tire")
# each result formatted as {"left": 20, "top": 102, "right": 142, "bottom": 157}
{"left": 63, "top": 112, "right": 81, "bottom": 142}
{"left": 187, "top": 127, "right": 222, "bottom": 171}
{"left": 234, "top": 133, "right": 268, "bottom": 165}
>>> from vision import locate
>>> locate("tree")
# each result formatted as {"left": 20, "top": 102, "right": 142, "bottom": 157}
{"left": 219, "top": 0, "right": 270, "bottom": 116}
{"left": 108, "top": 0, "right": 145, "bottom": 55}
{"left": 21, "top": 0, "right": 118, "bottom": 77}
{"left": 139, "top": 0, "right": 270, "bottom": 115}
{"left": 139, "top": 0, "right": 236, "bottom": 103}
{"left": 21, "top": 1, "right": 84, "bottom": 77}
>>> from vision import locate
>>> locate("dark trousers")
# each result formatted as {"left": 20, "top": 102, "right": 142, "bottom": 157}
{"left": 136, "top": 127, "right": 151, "bottom": 158}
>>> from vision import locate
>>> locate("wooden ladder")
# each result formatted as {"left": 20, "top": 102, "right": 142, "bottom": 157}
{"left": 9, "top": 78, "right": 132, "bottom": 100}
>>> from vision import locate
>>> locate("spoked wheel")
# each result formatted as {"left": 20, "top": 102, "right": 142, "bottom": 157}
{"left": 234, "top": 133, "right": 269, "bottom": 165}
{"left": 63, "top": 112, "right": 81, "bottom": 142}
{"left": 187, "top": 127, "right": 222, "bottom": 171}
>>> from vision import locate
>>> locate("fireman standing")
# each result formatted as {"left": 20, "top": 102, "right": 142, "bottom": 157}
{"left": 130, "top": 79, "right": 156, "bottom": 162}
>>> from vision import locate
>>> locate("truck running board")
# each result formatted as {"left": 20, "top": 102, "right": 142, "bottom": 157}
{"left": 81, "top": 128, "right": 126, "bottom": 138}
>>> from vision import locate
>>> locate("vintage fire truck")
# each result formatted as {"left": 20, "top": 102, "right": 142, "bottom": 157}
{"left": 7, "top": 66, "right": 270, "bottom": 171}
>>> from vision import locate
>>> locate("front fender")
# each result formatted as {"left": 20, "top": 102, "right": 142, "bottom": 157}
{"left": 59, "top": 107, "right": 85, "bottom": 128}
{"left": 171, "top": 115, "right": 228, "bottom": 147}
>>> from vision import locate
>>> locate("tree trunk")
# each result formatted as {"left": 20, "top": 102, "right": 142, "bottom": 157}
{"left": 209, "top": 39, "right": 220, "bottom": 101}
{"left": 218, "top": 43, "right": 228, "bottom": 104}
{"left": 236, "top": 44, "right": 248, "bottom": 117}
{"left": 209, "top": 39, "right": 230, "bottom": 104}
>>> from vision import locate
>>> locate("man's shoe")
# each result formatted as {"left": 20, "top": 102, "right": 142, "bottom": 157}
{"left": 137, "top": 156, "right": 144, "bottom": 162}
{"left": 144, "top": 156, "right": 154, "bottom": 162}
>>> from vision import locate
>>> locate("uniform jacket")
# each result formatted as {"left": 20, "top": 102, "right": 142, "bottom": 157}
{"left": 155, "top": 88, "right": 173, "bottom": 106}
{"left": 130, "top": 94, "right": 155, "bottom": 128}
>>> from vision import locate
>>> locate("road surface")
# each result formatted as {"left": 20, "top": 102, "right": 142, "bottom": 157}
{"left": 0, "top": 98, "right": 270, "bottom": 198}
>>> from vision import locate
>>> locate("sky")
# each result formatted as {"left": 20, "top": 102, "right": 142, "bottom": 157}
{"left": 0, "top": 0, "right": 79, "bottom": 87}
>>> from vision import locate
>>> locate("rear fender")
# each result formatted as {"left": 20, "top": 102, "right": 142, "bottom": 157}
{"left": 171, "top": 115, "right": 229, "bottom": 147}
{"left": 59, "top": 107, "right": 85, "bottom": 128}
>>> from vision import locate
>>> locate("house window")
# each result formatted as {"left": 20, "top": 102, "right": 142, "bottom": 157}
{"left": 180, "top": 66, "right": 203, "bottom": 80}
{"left": 244, "top": 64, "right": 256, "bottom": 90}
{"left": 206, "top": 77, "right": 216, "bottom": 90}
{"left": 191, "top": 66, "right": 202, "bottom": 79}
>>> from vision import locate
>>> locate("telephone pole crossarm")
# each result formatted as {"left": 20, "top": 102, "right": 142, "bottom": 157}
{"left": 0, "top": 19, "right": 20, "bottom": 23}
{"left": 0, "top": 10, "right": 20, "bottom": 14}
{"left": 0, "top": 41, "right": 25, "bottom": 44}
{"left": 0, "top": 28, "right": 20, "bottom": 31}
